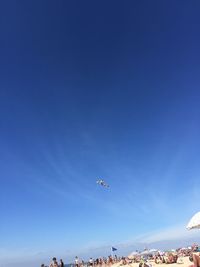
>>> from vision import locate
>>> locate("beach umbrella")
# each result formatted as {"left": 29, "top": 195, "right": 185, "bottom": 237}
{"left": 165, "top": 249, "right": 176, "bottom": 254}
{"left": 149, "top": 248, "right": 158, "bottom": 254}
{"left": 128, "top": 251, "right": 139, "bottom": 259}
{"left": 140, "top": 250, "right": 150, "bottom": 255}
{"left": 149, "top": 249, "right": 158, "bottom": 253}
{"left": 187, "top": 212, "right": 200, "bottom": 230}
{"left": 130, "top": 251, "right": 139, "bottom": 256}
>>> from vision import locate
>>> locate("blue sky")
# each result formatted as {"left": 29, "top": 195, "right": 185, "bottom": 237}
{"left": 1, "top": 1, "right": 200, "bottom": 266}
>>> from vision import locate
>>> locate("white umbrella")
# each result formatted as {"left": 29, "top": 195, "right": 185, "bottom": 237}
{"left": 165, "top": 249, "right": 176, "bottom": 253}
{"left": 149, "top": 249, "right": 158, "bottom": 254}
{"left": 140, "top": 250, "right": 150, "bottom": 255}
{"left": 187, "top": 211, "right": 200, "bottom": 230}
{"left": 130, "top": 251, "right": 139, "bottom": 256}
{"left": 128, "top": 251, "right": 139, "bottom": 258}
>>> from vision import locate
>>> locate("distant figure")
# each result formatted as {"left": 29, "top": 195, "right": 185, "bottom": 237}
{"left": 108, "top": 256, "right": 113, "bottom": 265}
{"left": 96, "top": 258, "right": 99, "bottom": 265}
{"left": 121, "top": 257, "right": 127, "bottom": 265}
{"left": 41, "top": 264, "right": 45, "bottom": 267}
{"left": 99, "top": 258, "right": 103, "bottom": 266}
{"left": 89, "top": 258, "right": 93, "bottom": 266}
{"left": 50, "top": 257, "right": 59, "bottom": 267}
{"left": 60, "top": 259, "right": 64, "bottom": 267}
{"left": 75, "top": 256, "right": 80, "bottom": 267}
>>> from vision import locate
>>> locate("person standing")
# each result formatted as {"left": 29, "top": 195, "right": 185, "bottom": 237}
{"left": 60, "top": 259, "right": 64, "bottom": 267}
{"left": 75, "top": 256, "right": 79, "bottom": 267}
{"left": 89, "top": 258, "right": 93, "bottom": 267}
{"left": 50, "top": 257, "right": 59, "bottom": 267}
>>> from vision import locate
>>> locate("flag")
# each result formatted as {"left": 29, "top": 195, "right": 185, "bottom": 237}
{"left": 111, "top": 247, "right": 117, "bottom": 251}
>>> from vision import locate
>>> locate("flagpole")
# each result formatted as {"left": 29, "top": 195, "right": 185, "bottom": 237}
{"left": 111, "top": 246, "right": 117, "bottom": 259}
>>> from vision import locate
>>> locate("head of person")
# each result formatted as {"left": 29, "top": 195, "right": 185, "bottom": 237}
{"left": 189, "top": 255, "right": 193, "bottom": 262}
{"left": 53, "top": 257, "right": 57, "bottom": 262}
{"left": 41, "top": 264, "right": 45, "bottom": 267}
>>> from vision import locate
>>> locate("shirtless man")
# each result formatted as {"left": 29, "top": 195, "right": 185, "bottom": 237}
{"left": 190, "top": 254, "right": 200, "bottom": 267}
{"left": 50, "top": 257, "right": 59, "bottom": 267}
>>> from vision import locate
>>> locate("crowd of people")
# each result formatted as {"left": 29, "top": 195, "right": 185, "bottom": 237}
{"left": 40, "top": 255, "right": 122, "bottom": 267}
{"left": 40, "top": 244, "right": 200, "bottom": 267}
{"left": 40, "top": 257, "right": 64, "bottom": 267}
{"left": 74, "top": 255, "right": 122, "bottom": 267}
{"left": 128, "top": 244, "right": 200, "bottom": 267}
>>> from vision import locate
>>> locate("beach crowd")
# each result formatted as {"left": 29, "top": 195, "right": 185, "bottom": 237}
{"left": 40, "top": 244, "right": 200, "bottom": 267}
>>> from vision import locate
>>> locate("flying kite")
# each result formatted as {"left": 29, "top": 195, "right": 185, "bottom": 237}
{"left": 96, "top": 179, "right": 109, "bottom": 188}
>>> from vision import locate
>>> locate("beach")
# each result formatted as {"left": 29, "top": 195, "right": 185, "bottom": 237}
{"left": 112, "top": 257, "right": 191, "bottom": 267}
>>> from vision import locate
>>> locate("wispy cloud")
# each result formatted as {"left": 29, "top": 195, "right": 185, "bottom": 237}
{"left": 1, "top": 223, "right": 199, "bottom": 267}
{"left": 135, "top": 224, "right": 199, "bottom": 243}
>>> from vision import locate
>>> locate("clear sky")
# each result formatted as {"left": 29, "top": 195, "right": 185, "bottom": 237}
{"left": 1, "top": 1, "right": 200, "bottom": 266}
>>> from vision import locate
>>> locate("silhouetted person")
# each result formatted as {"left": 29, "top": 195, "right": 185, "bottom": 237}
{"left": 60, "top": 259, "right": 64, "bottom": 267}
